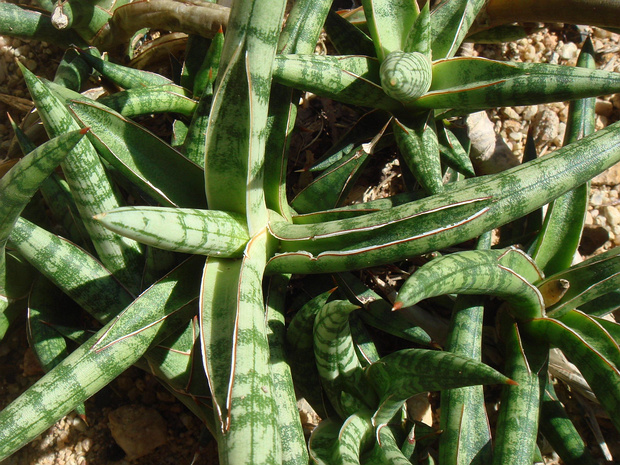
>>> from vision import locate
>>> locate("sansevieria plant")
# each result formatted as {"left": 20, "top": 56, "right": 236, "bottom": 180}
{"left": 1, "top": 0, "right": 620, "bottom": 464}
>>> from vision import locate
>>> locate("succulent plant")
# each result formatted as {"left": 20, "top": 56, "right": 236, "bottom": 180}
{"left": 1, "top": 0, "right": 620, "bottom": 464}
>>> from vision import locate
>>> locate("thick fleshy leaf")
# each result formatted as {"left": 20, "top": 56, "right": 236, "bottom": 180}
{"left": 413, "top": 57, "right": 620, "bottom": 113}
{"left": 430, "top": 0, "right": 486, "bottom": 59}
{"left": 334, "top": 409, "right": 374, "bottom": 465}
{"left": 529, "top": 38, "right": 596, "bottom": 275}
{"left": 97, "top": 84, "right": 197, "bottom": 118}
{"left": 265, "top": 275, "right": 309, "bottom": 465}
{"left": 78, "top": 48, "right": 174, "bottom": 88}
{"left": 66, "top": 99, "right": 207, "bottom": 208}
{"left": 523, "top": 317, "right": 620, "bottom": 433}
{"left": 367, "top": 349, "right": 512, "bottom": 427}
{"left": 437, "top": 123, "right": 475, "bottom": 177}
{"left": 267, "top": 119, "right": 620, "bottom": 274}
{"left": 20, "top": 64, "right": 144, "bottom": 292}
{"left": 492, "top": 315, "right": 544, "bottom": 465}
{"left": 314, "top": 299, "right": 374, "bottom": 418}
{"left": 394, "top": 247, "right": 544, "bottom": 320}
{"left": 539, "top": 379, "right": 600, "bottom": 465}
{"left": 308, "top": 419, "right": 341, "bottom": 465}
{"left": 0, "top": 129, "right": 86, "bottom": 250}
{"left": 543, "top": 246, "right": 620, "bottom": 317}
{"left": 95, "top": 207, "right": 249, "bottom": 257}
{"left": 9, "top": 217, "right": 134, "bottom": 323}
{"left": 363, "top": 425, "right": 412, "bottom": 465}
{"left": 324, "top": 10, "right": 375, "bottom": 57}
{"left": 393, "top": 114, "right": 443, "bottom": 194}
{"left": 335, "top": 272, "right": 432, "bottom": 346}
{"left": 557, "top": 310, "right": 620, "bottom": 369}
{"left": 0, "top": 256, "right": 203, "bottom": 461}
{"left": 362, "top": 0, "right": 419, "bottom": 60}
{"left": 273, "top": 54, "right": 401, "bottom": 111}
{"left": 201, "top": 231, "right": 281, "bottom": 464}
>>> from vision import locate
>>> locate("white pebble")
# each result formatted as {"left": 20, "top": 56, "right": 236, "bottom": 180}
{"left": 603, "top": 205, "right": 620, "bottom": 227}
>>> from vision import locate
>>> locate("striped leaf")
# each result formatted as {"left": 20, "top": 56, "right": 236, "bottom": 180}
{"left": 529, "top": 38, "right": 595, "bottom": 274}
{"left": 523, "top": 317, "right": 620, "bottom": 433}
{"left": 362, "top": 0, "right": 419, "bottom": 60}
{"left": 9, "top": 217, "right": 134, "bottom": 323}
{"left": 323, "top": 10, "right": 375, "bottom": 57}
{"left": 267, "top": 119, "right": 620, "bottom": 274}
{"left": 66, "top": 99, "right": 207, "bottom": 209}
{"left": 543, "top": 246, "right": 620, "bottom": 317}
{"left": 0, "top": 256, "right": 203, "bottom": 461}
{"left": 334, "top": 409, "right": 375, "bottom": 465}
{"left": 20, "top": 64, "right": 144, "bottom": 292}
{"left": 265, "top": 275, "right": 309, "bottom": 465}
{"left": 430, "top": 0, "right": 486, "bottom": 59}
{"left": 335, "top": 272, "right": 433, "bottom": 346}
{"left": 492, "top": 315, "right": 544, "bottom": 465}
{"left": 393, "top": 114, "right": 443, "bottom": 194}
{"left": 367, "top": 349, "right": 512, "bottom": 428}
{"left": 95, "top": 207, "right": 249, "bottom": 257}
{"left": 394, "top": 247, "right": 544, "bottom": 320}
{"left": 314, "top": 299, "right": 375, "bottom": 418}
{"left": 308, "top": 419, "right": 341, "bottom": 465}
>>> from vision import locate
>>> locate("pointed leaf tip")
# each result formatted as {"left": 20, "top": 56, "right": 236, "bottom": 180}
{"left": 392, "top": 301, "right": 403, "bottom": 310}
{"left": 506, "top": 379, "right": 519, "bottom": 386}
{"left": 79, "top": 127, "right": 90, "bottom": 135}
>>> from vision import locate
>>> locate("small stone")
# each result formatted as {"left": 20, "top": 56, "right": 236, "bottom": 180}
{"left": 590, "top": 192, "right": 605, "bottom": 206}
{"left": 558, "top": 42, "right": 578, "bottom": 61}
{"left": 531, "top": 108, "right": 559, "bottom": 145}
{"left": 108, "top": 405, "right": 167, "bottom": 460}
{"left": 501, "top": 107, "right": 520, "bottom": 120}
{"left": 593, "top": 163, "right": 620, "bottom": 185}
{"left": 585, "top": 211, "right": 594, "bottom": 225}
{"left": 596, "top": 99, "right": 614, "bottom": 117}
{"left": 522, "top": 105, "right": 538, "bottom": 121}
{"left": 603, "top": 205, "right": 620, "bottom": 227}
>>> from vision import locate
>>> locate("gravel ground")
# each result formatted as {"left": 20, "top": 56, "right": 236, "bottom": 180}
{"left": 1, "top": 5, "right": 620, "bottom": 465}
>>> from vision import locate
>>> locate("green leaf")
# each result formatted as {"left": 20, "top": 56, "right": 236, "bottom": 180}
{"left": 367, "top": 349, "right": 512, "bottom": 428}
{"left": 529, "top": 38, "right": 596, "bottom": 275}
{"left": 273, "top": 54, "right": 401, "bottom": 111}
{"left": 267, "top": 119, "right": 620, "bottom": 274}
{"left": 394, "top": 247, "right": 544, "bottom": 320}
{"left": 523, "top": 317, "right": 620, "bottom": 433}
{"left": 95, "top": 207, "right": 249, "bottom": 258}
{"left": 20, "top": 64, "right": 144, "bottom": 292}
{"left": 324, "top": 10, "right": 375, "bottom": 57}
{"left": 430, "top": 0, "right": 486, "bottom": 59}
{"left": 66, "top": 99, "right": 207, "bottom": 208}
{"left": 362, "top": 0, "right": 419, "bottom": 60}
{"left": 492, "top": 315, "right": 544, "bottom": 465}
{"left": 0, "top": 256, "right": 203, "bottom": 461}
{"left": 393, "top": 114, "right": 443, "bottom": 194}
{"left": 543, "top": 247, "right": 620, "bottom": 317}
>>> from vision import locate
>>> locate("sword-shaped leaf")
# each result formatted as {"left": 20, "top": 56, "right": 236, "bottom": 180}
{"left": 413, "top": 57, "right": 620, "bottom": 113}
{"left": 273, "top": 54, "right": 401, "bottom": 111}
{"left": 201, "top": 231, "right": 281, "bottom": 464}
{"left": 394, "top": 247, "right": 544, "bottom": 320}
{"left": 334, "top": 409, "right": 374, "bottom": 465}
{"left": 308, "top": 419, "right": 341, "bottom": 465}
{"left": 523, "top": 317, "right": 620, "bottom": 433}
{"left": 539, "top": 378, "right": 600, "bottom": 465}
{"left": 20, "top": 64, "right": 144, "bottom": 292}
{"left": 9, "top": 217, "right": 134, "bottom": 323}
{"left": 0, "top": 252, "right": 35, "bottom": 339}
{"left": 404, "top": 1, "right": 430, "bottom": 56}
{"left": 557, "top": 310, "right": 620, "bottom": 370}
{"left": 66, "top": 99, "right": 207, "bottom": 208}
{"left": 367, "top": 349, "right": 512, "bottom": 428}
{"left": 430, "top": 0, "right": 486, "bottom": 59}
{"left": 324, "top": 10, "right": 375, "bottom": 57}
{"left": 393, "top": 114, "right": 443, "bottom": 194}
{"left": 95, "top": 207, "right": 249, "bottom": 257}
{"left": 542, "top": 246, "right": 620, "bottom": 317}
{"left": 492, "top": 315, "right": 544, "bottom": 465}
{"left": 335, "top": 272, "right": 433, "bottom": 346}
{"left": 363, "top": 425, "right": 412, "bottom": 465}
{"left": 314, "top": 299, "right": 375, "bottom": 418}
{"left": 0, "top": 256, "right": 203, "bottom": 461}
{"left": 292, "top": 144, "right": 371, "bottom": 213}
{"left": 362, "top": 0, "right": 419, "bottom": 60}
{"left": 529, "top": 38, "right": 595, "bottom": 275}
{"left": 437, "top": 122, "right": 475, "bottom": 177}
{"left": 0, "top": 129, "right": 85, "bottom": 249}
{"left": 267, "top": 119, "right": 620, "bottom": 274}
{"left": 77, "top": 48, "right": 174, "bottom": 88}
